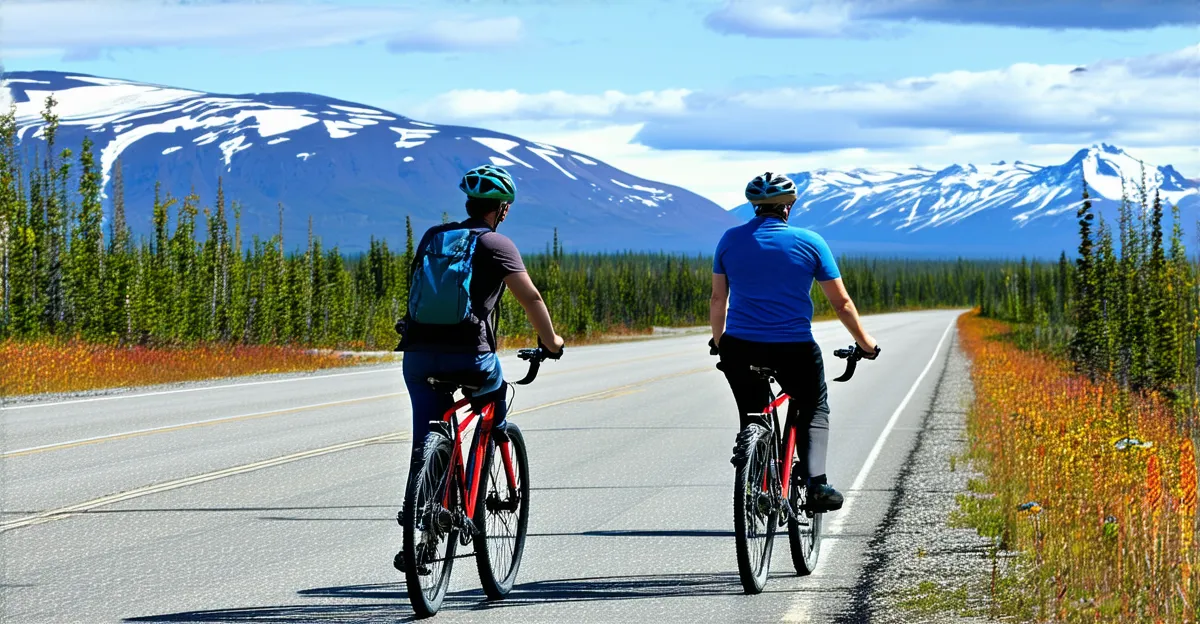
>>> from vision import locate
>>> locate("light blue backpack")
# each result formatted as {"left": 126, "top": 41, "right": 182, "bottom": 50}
{"left": 407, "top": 228, "right": 482, "bottom": 325}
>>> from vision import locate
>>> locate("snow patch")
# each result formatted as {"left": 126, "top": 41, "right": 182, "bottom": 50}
{"left": 403, "top": 156, "right": 415, "bottom": 163}
{"left": 13, "top": 84, "right": 200, "bottom": 126}
{"left": 471, "top": 137, "right": 533, "bottom": 168}
{"left": 162, "top": 146, "right": 182, "bottom": 155}
{"left": 489, "top": 157, "right": 515, "bottom": 167}
{"left": 570, "top": 154, "right": 597, "bottom": 165}
{"left": 113, "top": 123, "right": 132, "bottom": 133}
{"left": 390, "top": 126, "right": 438, "bottom": 148}
{"left": 410, "top": 121, "right": 437, "bottom": 128}
{"left": 246, "top": 108, "right": 319, "bottom": 137}
{"left": 330, "top": 104, "right": 385, "bottom": 115}
{"left": 297, "top": 152, "right": 313, "bottom": 160}
{"left": 3, "top": 78, "right": 51, "bottom": 84}
{"left": 526, "top": 146, "right": 577, "bottom": 180}
{"left": 65, "top": 75, "right": 134, "bottom": 86}
{"left": 267, "top": 137, "right": 290, "bottom": 145}
{"left": 322, "top": 120, "right": 359, "bottom": 139}
{"left": 219, "top": 136, "right": 251, "bottom": 166}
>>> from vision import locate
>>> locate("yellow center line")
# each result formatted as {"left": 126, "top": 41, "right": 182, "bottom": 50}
{"left": 4, "top": 349, "right": 704, "bottom": 459}
{"left": 1, "top": 363, "right": 716, "bottom": 534}
{"left": 512, "top": 366, "right": 711, "bottom": 416}
{"left": 1, "top": 393, "right": 407, "bottom": 459}
{"left": 0, "top": 431, "right": 413, "bottom": 534}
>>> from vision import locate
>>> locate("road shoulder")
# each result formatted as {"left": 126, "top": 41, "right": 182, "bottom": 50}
{"left": 840, "top": 329, "right": 993, "bottom": 623}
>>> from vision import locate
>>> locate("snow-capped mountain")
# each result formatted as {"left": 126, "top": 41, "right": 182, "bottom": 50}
{"left": 731, "top": 144, "right": 1198, "bottom": 257}
{"left": 2, "top": 71, "right": 736, "bottom": 252}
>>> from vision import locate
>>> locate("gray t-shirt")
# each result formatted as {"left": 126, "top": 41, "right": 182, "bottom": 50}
{"left": 404, "top": 218, "right": 526, "bottom": 353}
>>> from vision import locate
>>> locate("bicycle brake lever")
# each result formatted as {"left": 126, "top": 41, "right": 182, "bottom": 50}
{"left": 513, "top": 359, "right": 541, "bottom": 385}
{"left": 831, "top": 357, "right": 857, "bottom": 382}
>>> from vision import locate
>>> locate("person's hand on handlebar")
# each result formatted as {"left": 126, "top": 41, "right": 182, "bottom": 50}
{"left": 538, "top": 334, "right": 565, "bottom": 359}
{"left": 856, "top": 334, "right": 880, "bottom": 359}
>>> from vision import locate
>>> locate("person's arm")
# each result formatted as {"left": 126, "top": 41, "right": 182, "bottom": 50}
{"left": 504, "top": 271, "right": 565, "bottom": 353}
{"left": 819, "top": 278, "right": 877, "bottom": 353}
{"left": 710, "top": 273, "right": 729, "bottom": 346}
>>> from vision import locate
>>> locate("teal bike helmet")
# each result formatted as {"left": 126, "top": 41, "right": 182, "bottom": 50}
{"left": 460, "top": 164, "right": 516, "bottom": 202}
{"left": 745, "top": 172, "right": 797, "bottom": 205}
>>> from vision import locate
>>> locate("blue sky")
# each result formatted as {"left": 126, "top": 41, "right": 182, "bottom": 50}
{"left": 3, "top": 0, "right": 1198, "bottom": 206}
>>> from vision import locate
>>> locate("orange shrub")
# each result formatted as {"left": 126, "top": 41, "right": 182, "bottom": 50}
{"left": 0, "top": 340, "right": 374, "bottom": 397}
{"left": 960, "top": 312, "right": 1198, "bottom": 622}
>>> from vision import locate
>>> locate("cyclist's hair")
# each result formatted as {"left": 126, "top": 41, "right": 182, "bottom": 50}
{"left": 754, "top": 201, "right": 791, "bottom": 221}
{"left": 466, "top": 196, "right": 507, "bottom": 219}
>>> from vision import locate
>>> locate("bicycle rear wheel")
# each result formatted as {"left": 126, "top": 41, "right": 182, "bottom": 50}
{"left": 400, "top": 432, "right": 459, "bottom": 618}
{"left": 474, "top": 422, "right": 530, "bottom": 599}
{"left": 788, "top": 464, "right": 822, "bottom": 576}
{"left": 733, "top": 424, "right": 777, "bottom": 594}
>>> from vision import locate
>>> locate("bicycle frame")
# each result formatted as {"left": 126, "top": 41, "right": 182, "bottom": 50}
{"left": 439, "top": 397, "right": 518, "bottom": 521}
{"left": 759, "top": 387, "right": 797, "bottom": 506}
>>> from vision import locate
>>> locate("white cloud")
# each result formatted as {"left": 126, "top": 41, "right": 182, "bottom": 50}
{"left": 416, "top": 45, "right": 1200, "bottom": 155}
{"left": 415, "top": 45, "right": 1200, "bottom": 207}
{"left": 413, "top": 89, "right": 692, "bottom": 121}
{"left": 0, "top": 1, "right": 523, "bottom": 58}
{"left": 705, "top": 0, "right": 1200, "bottom": 38}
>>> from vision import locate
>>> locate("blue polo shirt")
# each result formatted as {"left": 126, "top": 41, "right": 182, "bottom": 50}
{"left": 713, "top": 216, "right": 840, "bottom": 343}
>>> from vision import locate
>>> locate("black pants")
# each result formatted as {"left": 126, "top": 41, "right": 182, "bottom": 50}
{"left": 718, "top": 335, "right": 831, "bottom": 480}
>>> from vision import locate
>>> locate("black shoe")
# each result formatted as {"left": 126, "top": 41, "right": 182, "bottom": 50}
{"left": 807, "top": 483, "right": 844, "bottom": 512}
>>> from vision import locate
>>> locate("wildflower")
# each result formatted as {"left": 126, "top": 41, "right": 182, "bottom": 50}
{"left": 1018, "top": 501, "right": 1043, "bottom": 515}
{"left": 1102, "top": 515, "right": 1119, "bottom": 540}
{"left": 1145, "top": 454, "right": 1163, "bottom": 514}
{"left": 1113, "top": 436, "right": 1154, "bottom": 452}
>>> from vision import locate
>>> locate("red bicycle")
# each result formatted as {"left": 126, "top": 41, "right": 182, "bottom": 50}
{"left": 719, "top": 342, "right": 877, "bottom": 594}
{"left": 395, "top": 346, "right": 559, "bottom": 617}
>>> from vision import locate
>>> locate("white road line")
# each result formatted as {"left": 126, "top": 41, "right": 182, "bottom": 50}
{"left": 1, "top": 366, "right": 402, "bottom": 411}
{"left": 782, "top": 315, "right": 955, "bottom": 622}
{"left": 2, "top": 391, "right": 407, "bottom": 457}
{"left": 0, "top": 431, "right": 410, "bottom": 533}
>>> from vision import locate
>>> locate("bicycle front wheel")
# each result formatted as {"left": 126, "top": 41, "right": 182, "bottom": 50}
{"left": 788, "top": 465, "right": 822, "bottom": 576}
{"left": 401, "top": 432, "right": 459, "bottom": 618}
{"left": 473, "top": 422, "right": 530, "bottom": 599}
{"left": 733, "top": 424, "right": 776, "bottom": 594}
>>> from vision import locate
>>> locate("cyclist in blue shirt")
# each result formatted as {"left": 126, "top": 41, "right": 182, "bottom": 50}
{"left": 710, "top": 172, "right": 879, "bottom": 512}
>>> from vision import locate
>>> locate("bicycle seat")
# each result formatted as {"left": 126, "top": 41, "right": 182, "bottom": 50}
{"left": 748, "top": 365, "right": 777, "bottom": 379}
{"left": 426, "top": 371, "right": 489, "bottom": 394}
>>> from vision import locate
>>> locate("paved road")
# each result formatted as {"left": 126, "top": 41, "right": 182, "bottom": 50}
{"left": 1, "top": 310, "right": 961, "bottom": 623}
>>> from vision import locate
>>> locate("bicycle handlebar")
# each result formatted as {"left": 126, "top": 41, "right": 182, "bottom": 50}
{"left": 708, "top": 338, "right": 879, "bottom": 382}
{"left": 831, "top": 344, "right": 881, "bottom": 382}
{"left": 512, "top": 342, "right": 564, "bottom": 386}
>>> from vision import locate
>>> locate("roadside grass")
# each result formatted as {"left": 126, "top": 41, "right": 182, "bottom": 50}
{"left": 952, "top": 312, "right": 1198, "bottom": 622}
{"left": 0, "top": 339, "right": 384, "bottom": 397}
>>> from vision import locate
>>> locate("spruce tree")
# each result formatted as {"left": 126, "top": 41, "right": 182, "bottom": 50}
{"left": 70, "top": 136, "right": 104, "bottom": 338}
{"left": 1071, "top": 180, "right": 1102, "bottom": 378}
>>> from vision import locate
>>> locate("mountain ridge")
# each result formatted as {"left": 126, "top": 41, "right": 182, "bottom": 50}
{"left": 729, "top": 143, "right": 1197, "bottom": 257}
{"left": 2, "top": 70, "right": 737, "bottom": 253}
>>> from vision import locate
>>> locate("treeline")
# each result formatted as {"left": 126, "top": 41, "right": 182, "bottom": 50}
{"left": 7, "top": 97, "right": 1152, "bottom": 354}
{"left": 979, "top": 178, "right": 1198, "bottom": 406}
